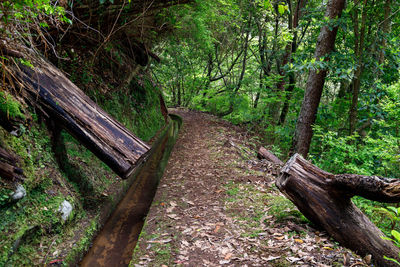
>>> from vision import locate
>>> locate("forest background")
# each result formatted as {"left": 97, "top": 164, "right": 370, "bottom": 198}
{"left": 153, "top": 0, "right": 400, "bottom": 179}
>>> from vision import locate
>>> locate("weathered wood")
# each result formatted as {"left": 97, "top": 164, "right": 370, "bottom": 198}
{"left": 0, "top": 146, "right": 23, "bottom": 180}
{"left": 0, "top": 146, "right": 19, "bottom": 164}
{"left": 12, "top": 57, "right": 150, "bottom": 178}
{"left": 0, "top": 41, "right": 24, "bottom": 58}
{"left": 0, "top": 161, "right": 23, "bottom": 180}
{"left": 257, "top": 147, "right": 283, "bottom": 165}
{"left": 277, "top": 153, "right": 400, "bottom": 267}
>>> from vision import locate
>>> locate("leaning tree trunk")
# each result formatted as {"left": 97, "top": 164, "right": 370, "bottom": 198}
{"left": 277, "top": 153, "right": 400, "bottom": 267}
{"left": 10, "top": 55, "right": 150, "bottom": 178}
{"left": 292, "top": 0, "right": 346, "bottom": 157}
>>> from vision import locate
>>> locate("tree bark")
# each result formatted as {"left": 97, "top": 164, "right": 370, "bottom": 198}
{"left": 257, "top": 147, "right": 283, "bottom": 165}
{"left": 11, "top": 56, "right": 150, "bottom": 178}
{"left": 291, "top": 0, "right": 346, "bottom": 157}
{"left": 0, "top": 146, "right": 24, "bottom": 181}
{"left": 277, "top": 153, "right": 400, "bottom": 267}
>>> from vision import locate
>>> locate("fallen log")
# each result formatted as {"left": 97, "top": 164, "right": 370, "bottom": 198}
{"left": 276, "top": 153, "right": 400, "bottom": 266}
{"left": 11, "top": 56, "right": 150, "bottom": 178}
{"left": 257, "top": 147, "right": 283, "bottom": 165}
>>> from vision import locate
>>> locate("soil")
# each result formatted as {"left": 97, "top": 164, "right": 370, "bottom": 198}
{"left": 131, "top": 109, "right": 368, "bottom": 267}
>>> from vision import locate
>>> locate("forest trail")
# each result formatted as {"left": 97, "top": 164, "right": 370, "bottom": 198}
{"left": 131, "top": 109, "right": 365, "bottom": 267}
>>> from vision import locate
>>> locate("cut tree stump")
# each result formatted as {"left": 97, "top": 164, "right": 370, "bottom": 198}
{"left": 11, "top": 57, "right": 150, "bottom": 178}
{"left": 257, "top": 147, "right": 283, "bottom": 165}
{"left": 277, "top": 153, "right": 400, "bottom": 266}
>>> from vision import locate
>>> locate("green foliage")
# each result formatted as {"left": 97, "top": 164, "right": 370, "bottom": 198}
{"left": 310, "top": 80, "right": 400, "bottom": 178}
{"left": 0, "top": 92, "right": 25, "bottom": 120}
{"left": 0, "top": 0, "right": 71, "bottom": 26}
{"left": 379, "top": 206, "right": 400, "bottom": 265}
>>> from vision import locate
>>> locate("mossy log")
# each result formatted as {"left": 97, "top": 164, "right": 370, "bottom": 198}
{"left": 277, "top": 153, "right": 400, "bottom": 266}
{"left": 11, "top": 57, "right": 150, "bottom": 178}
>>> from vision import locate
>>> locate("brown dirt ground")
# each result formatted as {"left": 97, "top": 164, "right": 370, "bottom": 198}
{"left": 131, "top": 109, "right": 368, "bottom": 267}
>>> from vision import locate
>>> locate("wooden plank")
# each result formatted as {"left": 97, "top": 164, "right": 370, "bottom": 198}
{"left": 13, "top": 57, "right": 150, "bottom": 178}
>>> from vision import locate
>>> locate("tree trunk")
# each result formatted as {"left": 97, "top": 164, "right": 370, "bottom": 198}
{"left": 278, "top": 0, "right": 307, "bottom": 125}
{"left": 159, "top": 93, "right": 169, "bottom": 123}
{"left": 278, "top": 71, "right": 295, "bottom": 125}
{"left": 277, "top": 153, "right": 400, "bottom": 267}
{"left": 11, "top": 56, "right": 150, "bottom": 178}
{"left": 267, "top": 6, "right": 283, "bottom": 123}
{"left": 177, "top": 83, "right": 181, "bottom": 106}
{"left": 291, "top": 0, "right": 346, "bottom": 157}
{"left": 349, "top": 0, "right": 368, "bottom": 136}
{"left": 255, "top": 15, "right": 272, "bottom": 110}
{"left": 219, "top": 15, "right": 252, "bottom": 118}
{"left": 378, "top": 0, "right": 391, "bottom": 65}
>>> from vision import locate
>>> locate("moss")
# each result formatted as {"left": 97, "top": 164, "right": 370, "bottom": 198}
{"left": 0, "top": 117, "right": 113, "bottom": 265}
{"left": 63, "top": 217, "right": 100, "bottom": 266}
{"left": 0, "top": 92, "right": 25, "bottom": 120}
{"left": 265, "top": 195, "right": 309, "bottom": 224}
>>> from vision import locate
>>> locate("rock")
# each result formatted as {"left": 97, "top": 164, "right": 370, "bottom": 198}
{"left": 58, "top": 200, "right": 73, "bottom": 221}
{"left": 11, "top": 184, "right": 26, "bottom": 200}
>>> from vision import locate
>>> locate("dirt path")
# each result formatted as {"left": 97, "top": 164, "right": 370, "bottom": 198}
{"left": 131, "top": 110, "right": 366, "bottom": 267}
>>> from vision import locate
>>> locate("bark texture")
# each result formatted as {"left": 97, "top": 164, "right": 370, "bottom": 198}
{"left": 292, "top": 0, "right": 346, "bottom": 157}
{"left": 277, "top": 153, "right": 400, "bottom": 267}
{"left": 11, "top": 56, "right": 150, "bottom": 178}
{"left": 0, "top": 146, "right": 23, "bottom": 181}
{"left": 257, "top": 147, "right": 283, "bottom": 165}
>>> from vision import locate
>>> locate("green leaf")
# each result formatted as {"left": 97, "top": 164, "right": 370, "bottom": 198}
{"left": 382, "top": 236, "right": 395, "bottom": 242}
{"left": 387, "top": 206, "right": 398, "bottom": 215}
{"left": 278, "top": 4, "right": 285, "bottom": 15}
{"left": 264, "top": 0, "right": 272, "bottom": 10}
{"left": 392, "top": 230, "right": 400, "bottom": 242}
{"left": 18, "top": 58, "right": 34, "bottom": 69}
{"left": 383, "top": 256, "right": 400, "bottom": 265}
